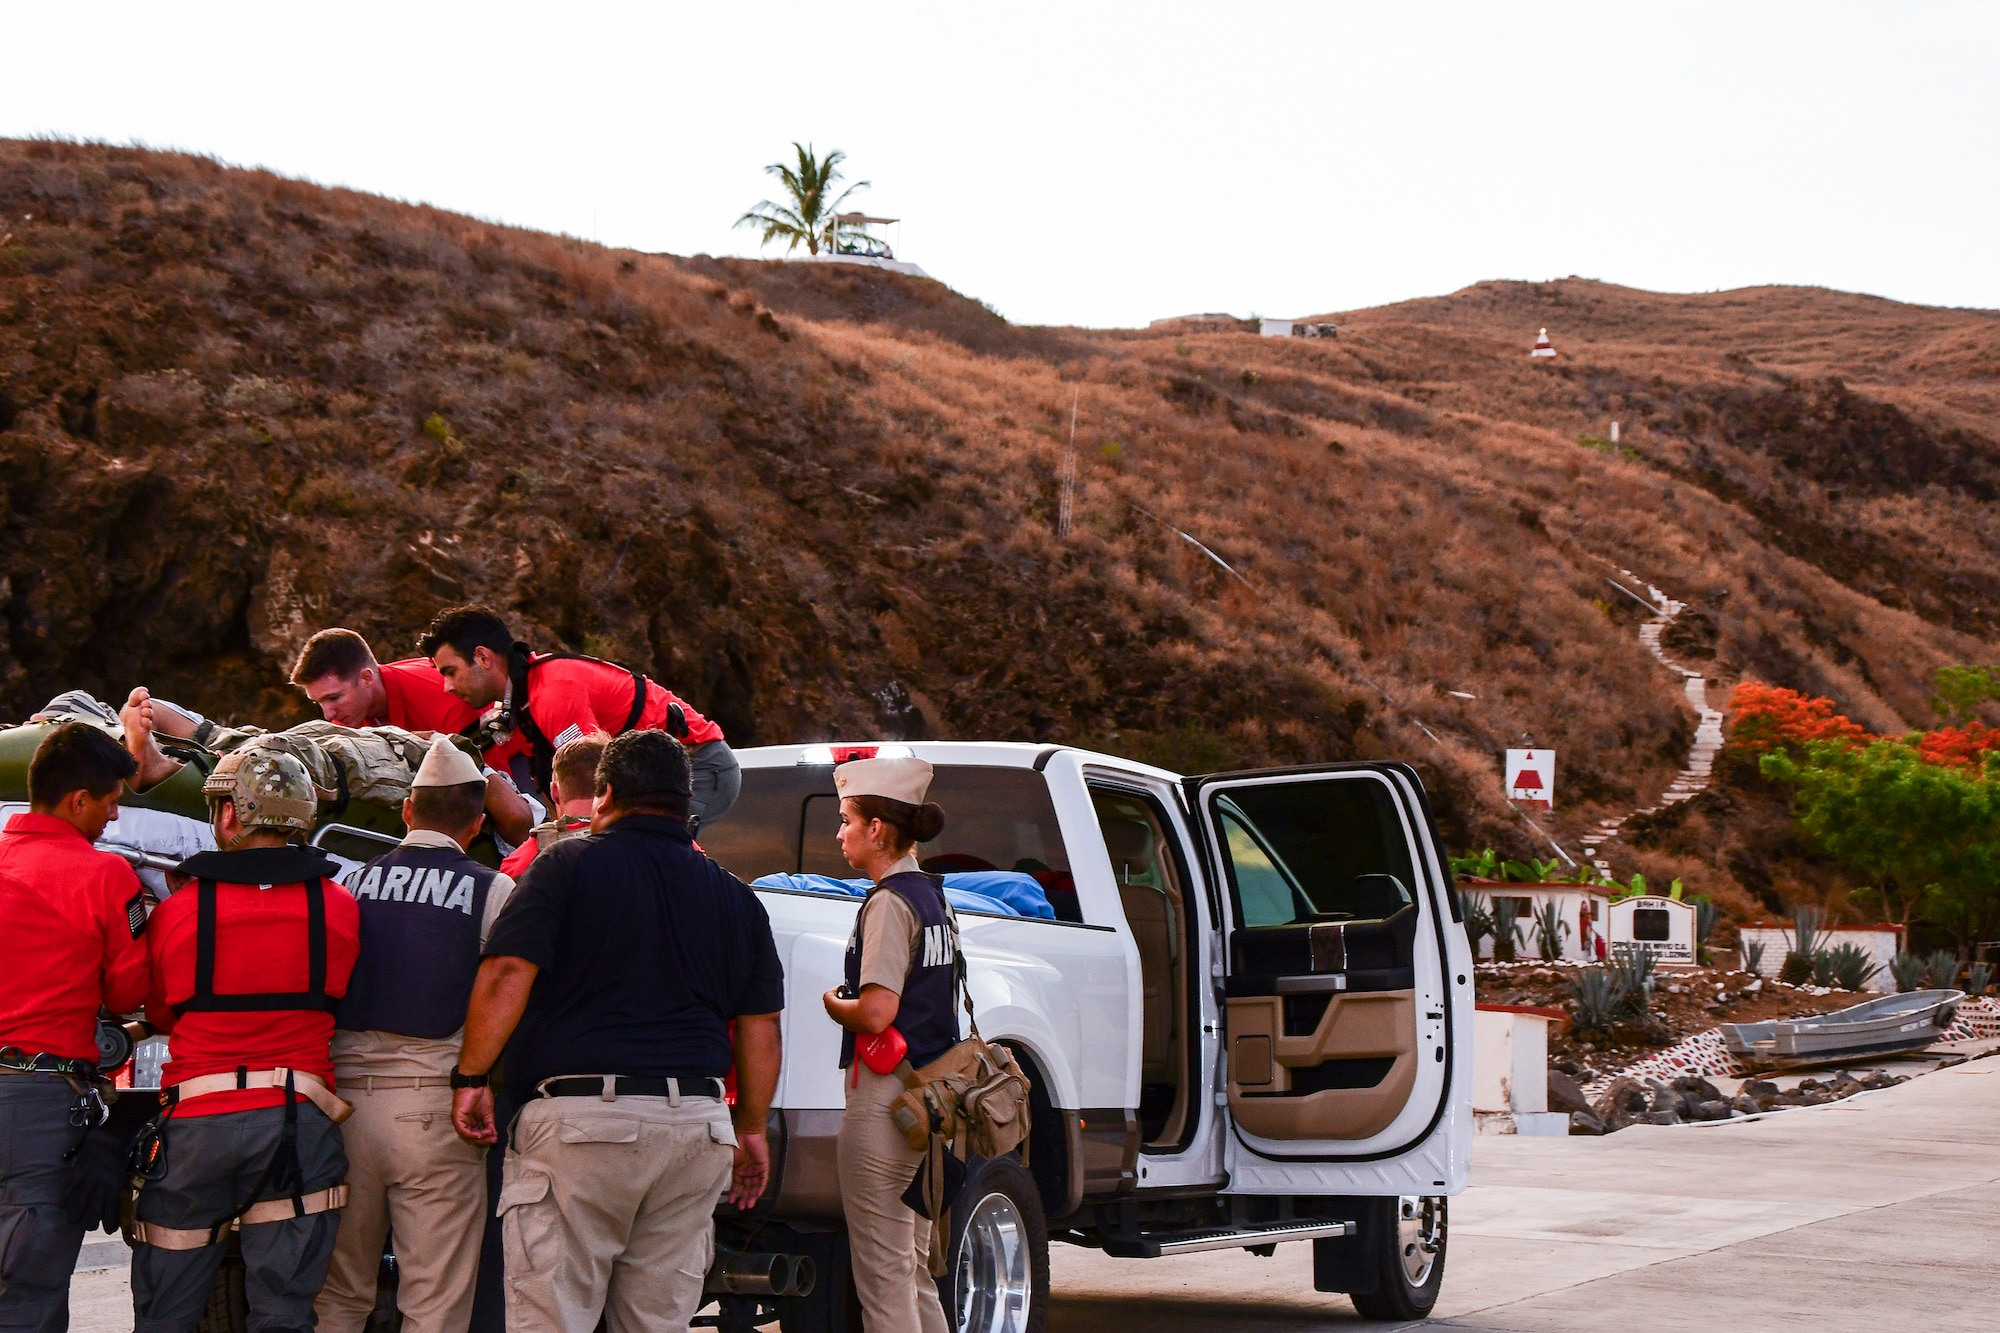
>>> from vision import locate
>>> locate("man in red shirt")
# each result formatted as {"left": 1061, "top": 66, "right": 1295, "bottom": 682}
{"left": 497, "top": 731, "right": 607, "bottom": 880}
{"left": 0, "top": 723, "right": 151, "bottom": 1330}
{"left": 288, "top": 628, "right": 536, "bottom": 847}
{"left": 419, "top": 606, "right": 740, "bottom": 831}
{"left": 131, "top": 746, "right": 361, "bottom": 1333}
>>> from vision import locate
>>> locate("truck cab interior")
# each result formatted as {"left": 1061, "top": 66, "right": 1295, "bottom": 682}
{"left": 1089, "top": 789, "right": 1196, "bottom": 1149}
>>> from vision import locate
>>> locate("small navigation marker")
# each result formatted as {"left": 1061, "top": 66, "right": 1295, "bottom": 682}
{"left": 1529, "top": 328, "right": 1557, "bottom": 360}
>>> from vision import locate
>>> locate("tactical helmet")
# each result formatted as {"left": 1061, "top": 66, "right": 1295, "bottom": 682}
{"left": 202, "top": 749, "right": 318, "bottom": 835}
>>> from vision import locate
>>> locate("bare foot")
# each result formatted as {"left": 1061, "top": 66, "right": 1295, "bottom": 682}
{"left": 119, "top": 688, "right": 184, "bottom": 792}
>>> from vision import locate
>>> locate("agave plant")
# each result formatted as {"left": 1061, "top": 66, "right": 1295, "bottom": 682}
{"left": 1489, "top": 897, "right": 1524, "bottom": 962}
{"left": 1456, "top": 891, "right": 1494, "bottom": 957}
{"left": 1532, "top": 899, "right": 1570, "bottom": 960}
{"left": 1606, "top": 950, "right": 1656, "bottom": 1020}
{"left": 1570, "top": 967, "right": 1626, "bottom": 1031}
{"left": 1809, "top": 948, "right": 1840, "bottom": 987}
{"left": 1967, "top": 962, "right": 1993, "bottom": 996}
{"left": 1781, "top": 906, "right": 1827, "bottom": 985}
{"left": 1924, "top": 949, "right": 1961, "bottom": 989}
{"left": 1741, "top": 939, "right": 1766, "bottom": 976}
{"left": 1822, "top": 943, "right": 1880, "bottom": 991}
{"left": 1888, "top": 952, "right": 1927, "bottom": 993}
{"left": 1694, "top": 898, "right": 1718, "bottom": 965}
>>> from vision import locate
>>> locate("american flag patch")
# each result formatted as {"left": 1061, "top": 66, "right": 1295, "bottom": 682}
{"left": 554, "top": 723, "right": 584, "bottom": 748}
{"left": 126, "top": 890, "right": 147, "bottom": 939}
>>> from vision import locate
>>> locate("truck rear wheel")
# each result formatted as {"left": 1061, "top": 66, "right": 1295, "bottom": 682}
{"left": 1349, "top": 1195, "right": 1447, "bottom": 1322}
{"left": 943, "top": 1154, "right": 1048, "bottom": 1333}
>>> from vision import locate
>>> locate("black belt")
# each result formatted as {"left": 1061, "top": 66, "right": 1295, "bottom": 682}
{"left": 539, "top": 1075, "right": 726, "bottom": 1101}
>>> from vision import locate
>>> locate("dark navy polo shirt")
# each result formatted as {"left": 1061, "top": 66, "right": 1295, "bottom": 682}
{"left": 483, "top": 813, "right": 784, "bottom": 1091}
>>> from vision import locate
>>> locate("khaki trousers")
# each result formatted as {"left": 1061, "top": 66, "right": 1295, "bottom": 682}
{"left": 838, "top": 1065, "right": 949, "bottom": 1333}
{"left": 316, "top": 1080, "right": 488, "bottom": 1333}
{"left": 498, "top": 1092, "right": 736, "bottom": 1333}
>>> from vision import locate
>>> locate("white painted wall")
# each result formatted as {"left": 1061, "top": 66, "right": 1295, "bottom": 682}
{"left": 1737, "top": 924, "right": 1902, "bottom": 981}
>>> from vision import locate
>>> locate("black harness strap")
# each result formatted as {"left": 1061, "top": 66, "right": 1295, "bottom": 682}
{"left": 508, "top": 645, "right": 660, "bottom": 793}
{"left": 174, "top": 878, "right": 340, "bottom": 1015}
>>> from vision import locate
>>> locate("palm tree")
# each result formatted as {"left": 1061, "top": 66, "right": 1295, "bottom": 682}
{"left": 735, "top": 143, "right": 871, "bottom": 256}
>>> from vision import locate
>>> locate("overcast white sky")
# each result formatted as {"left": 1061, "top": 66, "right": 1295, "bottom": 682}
{"left": 4, "top": 2, "right": 1995, "bottom": 327}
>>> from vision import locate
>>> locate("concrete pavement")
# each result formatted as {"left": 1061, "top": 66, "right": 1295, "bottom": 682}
{"left": 66, "top": 1058, "right": 1996, "bottom": 1331}
{"left": 1049, "top": 1055, "right": 1997, "bottom": 1331}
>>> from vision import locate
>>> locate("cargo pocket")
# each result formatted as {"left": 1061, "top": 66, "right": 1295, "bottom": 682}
{"left": 707, "top": 1119, "right": 739, "bottom": 1149}
{"left": 497, "top": 1171, "right": 557, "bottom": 1275}
{"left": 0, "top": 1204, "right": 73, "bottom": 1289}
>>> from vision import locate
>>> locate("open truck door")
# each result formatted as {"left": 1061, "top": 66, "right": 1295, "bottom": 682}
{"left": 1187, "top": 763, "right": 1462, "bottom": 1164}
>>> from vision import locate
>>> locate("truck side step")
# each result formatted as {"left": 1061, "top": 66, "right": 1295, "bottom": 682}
{"left": 1103, "top": 1218, "right": 1354, "bottom": 1258}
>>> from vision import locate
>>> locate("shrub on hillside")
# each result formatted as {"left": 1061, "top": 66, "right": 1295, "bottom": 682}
{"left": 1727, "top": 682, "right": 1873, "bottom": 754}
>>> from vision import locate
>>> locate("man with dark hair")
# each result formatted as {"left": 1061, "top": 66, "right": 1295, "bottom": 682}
{"left": 498, "top": 731, "right": 607, "bottom": 879}
{"left": 450, "top": 731, "right": 782, "bottom": 1333}
{"left": 289, "top": 627, "right": 538, "bottom": 847}
{"left": 133, "top": 749, "right": 360, "bottom": 1333}
{"left": 316, "top": 738, "right": 517, "bottom": 1333}
{"left": 0, "top": 723, "right": 152, "bottom": 1330}
{"left": 418, "top": 605, "right": 740, "bottom": 831}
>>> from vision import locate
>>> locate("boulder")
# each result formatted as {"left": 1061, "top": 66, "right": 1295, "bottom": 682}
{"left": 1730, "top": 1094, "right": 1762, "bottom": 1116}
{"left": 1671, "top": 1075, "right": 1726, "bottom": 1103}
{"left": 1742, "top": 1079, "right": 1781, "bottom": 1099}
{"left": 1690, "top": 1099, "right": 1733, "bottom": 1121}
{"left": 1591, "top": 1077, "right": 1648, "bottom": 1123}
{"left": 1569, "top": 1109, "right": 1609, "bottom": 1136}
{"left": 1639, "top": 1109, "right": 1683, "bottom": 1126}
{"left": 1548, "top": 1070, "right": 1594, "bottom": 1118}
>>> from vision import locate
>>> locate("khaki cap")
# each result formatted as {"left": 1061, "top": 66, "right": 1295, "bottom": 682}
{"left": 412, "top": 735, "right": 485, "bottom": 788}
{"left": 833, "top": 756, "right": 933, "bottom": 806}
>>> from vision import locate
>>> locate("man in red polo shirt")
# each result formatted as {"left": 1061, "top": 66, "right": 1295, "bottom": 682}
{"left": 419, "top": 606, "right": 740, "bottom": 831}
{"left": 288, "top": 628, "right": 536, "bottom": 846}
{"left": 132, "top": 747, "right": 360, "bottom": 1333}
{"left": 0, "top": 723, "right": 152, "bottom": 1330}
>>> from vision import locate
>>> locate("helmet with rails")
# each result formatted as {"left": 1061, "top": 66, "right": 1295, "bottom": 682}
{"left": 201, "top": 748, "right": 318, "bottom": 836}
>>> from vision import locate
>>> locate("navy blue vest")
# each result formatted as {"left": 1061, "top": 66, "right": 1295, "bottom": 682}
{"left": 336, "top": 842, "right": 495, "bottom": 1040}
{"left": 841, "top": 872, "right": 961, "bottom": 1069}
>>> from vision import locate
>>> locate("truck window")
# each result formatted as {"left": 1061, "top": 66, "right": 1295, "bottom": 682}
{"left": 1213, "top": 780, "right": 1416, "bottom": 927}
{"left": 700, "top": 764, "right": 1080, "bottom": 922}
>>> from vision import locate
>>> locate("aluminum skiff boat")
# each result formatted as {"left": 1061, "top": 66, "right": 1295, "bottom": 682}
{"left": 1722, "top": 988, "right": 1964, "bottom": 1072}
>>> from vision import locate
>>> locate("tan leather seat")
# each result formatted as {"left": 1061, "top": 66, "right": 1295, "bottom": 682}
{"left": 1105, "top": 819, "right": 1177, "bottom": 1086}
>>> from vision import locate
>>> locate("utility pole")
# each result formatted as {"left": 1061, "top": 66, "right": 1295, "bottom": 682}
{"left": 1057, "top": 386, "right": 1079, "bottom": 538}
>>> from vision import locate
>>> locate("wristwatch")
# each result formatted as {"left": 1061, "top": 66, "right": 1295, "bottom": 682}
{"left": 449, "top": 1067, "right": 490, "bottom": 1089}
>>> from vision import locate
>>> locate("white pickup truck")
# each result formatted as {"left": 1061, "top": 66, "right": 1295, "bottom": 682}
{"left": 698, "top": 741, "right": 1475, "bottom": 1332}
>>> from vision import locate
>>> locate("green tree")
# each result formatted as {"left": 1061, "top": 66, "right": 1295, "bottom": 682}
{"left": 1763, "top": 739, "right": 2000, "bottom": 945}
{"left": 1931, "top": 664, "right": 2000, "bottom": 724}
{"left": 735, "top": 143, "right": 871, "bottom": 256}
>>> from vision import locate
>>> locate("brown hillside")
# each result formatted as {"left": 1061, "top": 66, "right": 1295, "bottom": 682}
{"left": 2, "top": 141, "right": 1994, "bottom": 916}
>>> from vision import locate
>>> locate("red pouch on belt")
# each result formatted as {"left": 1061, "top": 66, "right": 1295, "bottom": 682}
{"left": 854, "top": 1025, "right": 908, "bottom": 1077}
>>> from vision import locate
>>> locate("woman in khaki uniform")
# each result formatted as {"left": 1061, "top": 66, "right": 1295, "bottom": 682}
{"left": 822, "top": 757, "right": 958, "bottom": 1333}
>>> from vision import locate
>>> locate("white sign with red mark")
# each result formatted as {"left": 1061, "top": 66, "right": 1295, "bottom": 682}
{"left": 1505, "top": 748, "right": 1554, "bottom": 808}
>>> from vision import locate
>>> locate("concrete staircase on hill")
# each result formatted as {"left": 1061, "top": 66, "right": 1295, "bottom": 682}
{"left": 1582, "top": 572, "right": 1727, "bottom": 875}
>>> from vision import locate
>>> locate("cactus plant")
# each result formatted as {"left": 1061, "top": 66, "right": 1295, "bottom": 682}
{"left": 1823, "top": 943, "right": 1880, "bottom": 991}
{"left": 1741, "top": 940, "right": 1767, "bottom": 976}
{"left": 1965, "top": 962, "right": 1992, "bottom": 997}
{"left": 1570, "top": 967, "right": 1626, "bottom": 1032}
{"left": 1888, "top": 952, "right": 1927, "bottom": 993}
{"left": 1924, "top": 949, "right": 1961, "bottom": 989}
{"left": 1532, "top": 898, "right": 1570, "bottom": 960}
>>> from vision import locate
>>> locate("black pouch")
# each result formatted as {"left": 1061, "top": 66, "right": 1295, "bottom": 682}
{"left": 901, "top": 1148, "right": 968, "bottom": 1220}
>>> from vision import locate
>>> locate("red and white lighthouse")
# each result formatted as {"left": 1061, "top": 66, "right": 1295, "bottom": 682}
{"left": 1529, "top": 327, "right": 1556, "bottom": 360}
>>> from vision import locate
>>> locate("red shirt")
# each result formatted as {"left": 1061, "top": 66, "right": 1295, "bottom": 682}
{"left": 377, "top": 658, "right": 480, "bottom": 735}
{"left": 147, "top": 853, "right": 360, "bottom": 1116}
{"left": 482, "top": 655, "right": 723, "bottom": 771}
{"left": 498, "top": 836, "right": 540, "bottom": 880}
{"left": 0, "top": 813, "right": 152, "bottom": 1061}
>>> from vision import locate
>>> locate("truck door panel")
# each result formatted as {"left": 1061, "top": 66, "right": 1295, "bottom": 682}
{"left": 1189, "top": 769, "right": 1447, "bottom": 1152}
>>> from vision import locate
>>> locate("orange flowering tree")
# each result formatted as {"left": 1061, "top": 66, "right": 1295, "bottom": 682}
{"left": 1725, "top": 682, "right": 1874, "bottom": 754}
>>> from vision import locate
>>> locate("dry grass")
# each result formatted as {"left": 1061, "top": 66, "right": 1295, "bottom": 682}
{"left": 1, "top": 140, "right": 1995, "bottom": 915}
